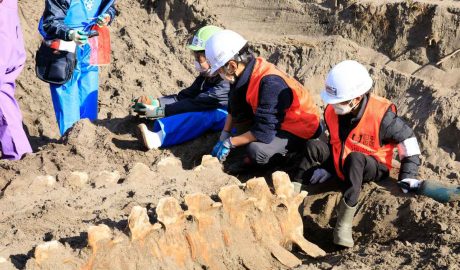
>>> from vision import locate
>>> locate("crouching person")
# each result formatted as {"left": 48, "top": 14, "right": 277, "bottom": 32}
{"left": 205, "top": 30, "right": 321, "bottom": 173}
{"left": 295, "top": 60, "right": 421, "bottom": 247}
{"left": 132, "top": 26, "right": 230, "bottom": 149}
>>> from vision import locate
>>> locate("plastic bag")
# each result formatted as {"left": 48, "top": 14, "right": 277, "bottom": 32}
{"left": 89, "top": 25, "right": 111, "bottom": 66}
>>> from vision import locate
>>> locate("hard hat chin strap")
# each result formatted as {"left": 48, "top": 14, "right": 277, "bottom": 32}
{"left": 222, "top": 47, "right": 253, "bottom": 80}
{"left": 349, "top": 97, "right": 361, "bottom": 111}
{"left": 231, "top": 46, "right": 253, "bottom": 65}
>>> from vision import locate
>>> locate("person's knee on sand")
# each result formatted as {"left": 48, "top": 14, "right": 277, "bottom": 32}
{"left": 225, "top": 139, "right": 289, "bottom": 174}
{"left": 247, "top": 142, "right": 270, "bottom": 166}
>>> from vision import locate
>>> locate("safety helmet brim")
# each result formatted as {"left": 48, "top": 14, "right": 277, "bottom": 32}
{"left": 320, "top": 89, "right": 344, "bottom": 105}
{"left": 187, "top": 44, "right": 205, "bottom": 51}
{"left": 320, "top": 76, "right": 372, "bottom": 104}
{"left": 320, "top": 60, "right": 373, "bottom": 104}
{"left": 209, "top": 62, "right": 223, "bottom": 75}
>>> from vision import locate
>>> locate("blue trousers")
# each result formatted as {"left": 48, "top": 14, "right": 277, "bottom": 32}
{"left": 153, "top": 109, "right": 227, "bottom": 148}
{"left": 50, "top": 43, "right": 99, "bottom": 135}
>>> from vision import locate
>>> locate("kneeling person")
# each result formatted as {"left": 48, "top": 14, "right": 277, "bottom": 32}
{"left": 205, "top": 30, "right": 321, "bottom": 173}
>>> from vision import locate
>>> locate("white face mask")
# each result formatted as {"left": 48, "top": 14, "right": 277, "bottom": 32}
{"left": 194, "top": 61, "right": 210, "bottom": 74}
{"left": 332, "top": 100, "right": 359, "bottom": 115}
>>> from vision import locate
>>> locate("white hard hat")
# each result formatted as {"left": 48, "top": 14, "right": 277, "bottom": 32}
{"left": 205, "top": 29, "right": 248, "bottom": 74}
{"left": 320, "top": 60, "right": 373, "bottom": 104}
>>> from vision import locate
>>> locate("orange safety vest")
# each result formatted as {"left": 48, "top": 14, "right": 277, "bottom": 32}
{"left": 246, "top": 57, "right": 320, "bottom": 139}
{"left": 324, "top": 94, "right": 396, "bottom": 180}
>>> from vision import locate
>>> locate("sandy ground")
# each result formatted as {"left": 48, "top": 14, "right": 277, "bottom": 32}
{"left": 1, "top": 0, "right": 460, "bottom": 269}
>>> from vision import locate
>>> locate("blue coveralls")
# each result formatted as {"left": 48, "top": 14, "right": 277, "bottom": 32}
{"left": 39, "top": 0, "right": 116, "bottom": 135}
{"left": 153, "top": 75, "right": 230, "bottom": 148}
{"left": 153, "top": 109, "right": 228, "bottom": 148}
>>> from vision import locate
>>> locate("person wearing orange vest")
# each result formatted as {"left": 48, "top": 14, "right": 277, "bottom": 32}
{"left": 205, "top": 30, "right": 321, "bottom": 173}
{"left": 294, "top": 60, "right": 421, "bottom": 247}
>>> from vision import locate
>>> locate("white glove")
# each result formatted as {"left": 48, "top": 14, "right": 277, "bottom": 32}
{"left": 68, "top": 30, "right": 88, "bottom": 45}
{"left": 309, "top": 168, "right": 332, "bottom": 184}
{"left": 219, "top": 130, "right": 231, "bottom": 142}
{"left": 398, "top": 178, "right": 422, "bottom": 193}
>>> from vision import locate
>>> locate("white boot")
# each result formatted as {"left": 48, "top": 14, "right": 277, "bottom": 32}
{"left": 138, "top": 124, "right": 163, "bottom": 150}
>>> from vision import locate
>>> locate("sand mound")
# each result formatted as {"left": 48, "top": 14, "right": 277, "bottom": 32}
{"left": 0, "top": 0, "right": 459, "bottom": 269}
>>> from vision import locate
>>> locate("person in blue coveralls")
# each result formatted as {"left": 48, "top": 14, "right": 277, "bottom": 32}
{"left": 39, "top": 0, "right": 117, "bottom": 135}
{"left": 132, "top": 25, "right": 230, "bottom": 150}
